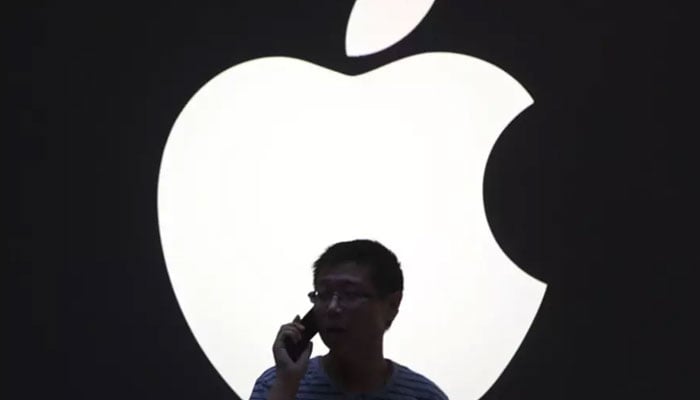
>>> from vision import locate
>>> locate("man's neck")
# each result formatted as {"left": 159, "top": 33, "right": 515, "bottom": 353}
{"left": 322, "top": 352, "right": 392, "bottom": 393}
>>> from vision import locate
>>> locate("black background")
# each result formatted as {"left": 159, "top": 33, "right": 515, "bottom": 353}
{"left": 8, "top": 1, "right": 698, "bottom": 399}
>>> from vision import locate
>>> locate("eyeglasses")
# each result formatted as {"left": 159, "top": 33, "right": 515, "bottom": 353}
{"left": 307, "top": 290, "right": 375, "bottom": 308}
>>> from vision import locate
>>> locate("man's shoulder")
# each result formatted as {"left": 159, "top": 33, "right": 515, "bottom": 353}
{"left": 249, "top": 364, "right": 278, "bottom": 400}
{"left": 256, "top": 363, "right": 278, "bottom": 384}
{"left": 250, "top": 356, "right": 335, "bottom": 400}
{"left": 253, "top": 356, "right": 324, "bottom": 384}
{"left": 391, "top": 361, "right": 449, "bottom": 400}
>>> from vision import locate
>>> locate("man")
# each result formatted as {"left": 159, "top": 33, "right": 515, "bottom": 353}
{"left": 250, "top": 239, "right": 449, "bottom": 400}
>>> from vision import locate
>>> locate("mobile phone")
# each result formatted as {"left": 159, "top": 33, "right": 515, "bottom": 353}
{"left": 284, "top": 307, "right": 318, "bottom": 362}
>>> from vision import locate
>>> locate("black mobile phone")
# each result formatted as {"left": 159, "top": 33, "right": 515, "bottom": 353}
{"left": 284, "top": 307, "right": 319, "bottom": 362}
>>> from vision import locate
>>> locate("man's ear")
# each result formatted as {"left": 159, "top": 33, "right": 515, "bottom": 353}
{"left": 387, "top": 291, "right": 402, "bottom": 316}
{"left": 384, "top": 291, "right": 403, "bottom": 331}
{"left": 390, "top": 291, "right": 403, "bottom": 310}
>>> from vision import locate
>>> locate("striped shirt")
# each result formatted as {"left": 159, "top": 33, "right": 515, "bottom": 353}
{"left": 249, "top": 356, "right": 449, "bottom": 400}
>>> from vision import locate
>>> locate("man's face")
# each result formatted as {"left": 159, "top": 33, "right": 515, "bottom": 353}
{"left": 313, "top": 262, "right": 396, "bottom": 353}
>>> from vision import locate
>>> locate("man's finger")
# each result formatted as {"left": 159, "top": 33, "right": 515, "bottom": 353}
{"left": 280, "top": 327, "right": 301, "bottom": 343}
{"left": 297, "top": 341, "right": 313, "bottom": 362}
{"left": 277, "top": 346, "right": 292, "bottom": 365}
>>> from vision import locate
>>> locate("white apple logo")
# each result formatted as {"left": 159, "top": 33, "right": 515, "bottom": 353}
{"left": 157, "top": 1, "right": 546, "bottom": 399}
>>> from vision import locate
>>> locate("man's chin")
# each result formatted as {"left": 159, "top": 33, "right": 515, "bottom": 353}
{"left": 321, "top": 331, "right": 352, "bottom": 349}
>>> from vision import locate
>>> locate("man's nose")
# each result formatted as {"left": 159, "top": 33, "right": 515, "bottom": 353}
{"left": 327, "top": 293, "right": 342, "bottom": 312}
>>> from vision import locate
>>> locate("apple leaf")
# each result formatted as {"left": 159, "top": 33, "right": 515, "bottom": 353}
{"left": 346, "top": 0, "right": 435, "bottom": 57}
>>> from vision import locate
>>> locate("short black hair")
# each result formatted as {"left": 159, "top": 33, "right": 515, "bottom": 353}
{"left": 312, "top": 239, "right": 404, "bottom": 297}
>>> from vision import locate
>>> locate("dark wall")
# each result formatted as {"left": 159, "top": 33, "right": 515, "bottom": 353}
{"left": 9, "top": 1, "right": 696, "bottom": 399}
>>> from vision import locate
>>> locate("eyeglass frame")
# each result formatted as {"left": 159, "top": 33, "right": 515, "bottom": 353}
{"left": 307, "top": 289, "right": 378, "bottom": 308}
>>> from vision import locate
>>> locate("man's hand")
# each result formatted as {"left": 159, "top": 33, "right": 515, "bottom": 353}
{"left": 272, "top": 315, "right": 313, "bottom": 385}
